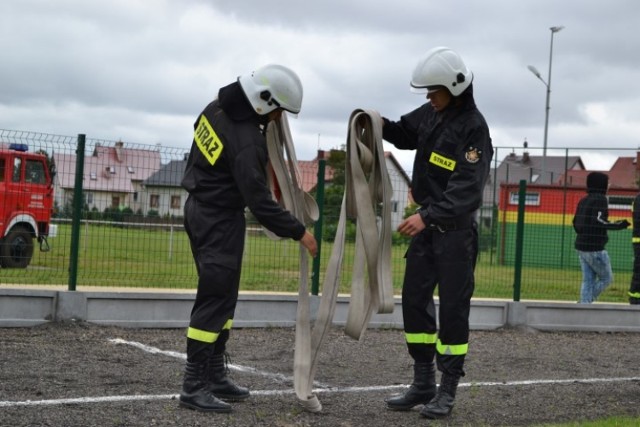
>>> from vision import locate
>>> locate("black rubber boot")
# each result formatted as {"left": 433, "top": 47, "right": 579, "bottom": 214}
{"left": 630, "top": 297, "right": 640, "bottom": 305}
{"left": 179, "top": 359, "right": 232, "bottom": 413}
{"left": 385, "top": 362, "right": 436, "bottom": 411}
{"left": 420, "top": 374, "right": 459, "bottom": 419}
{"left": 207, "top": 353, "right": 250, "bottom": 402}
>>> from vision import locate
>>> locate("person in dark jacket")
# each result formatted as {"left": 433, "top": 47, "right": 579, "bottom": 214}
{"left": 179, "top": 64, "right": 317, "bottom": 413}
{"left": 381, "top": 47, "right": 493, "bottom": 420}
{"left": 573, "top": 172, "right": 629, "bottom": 304}
{"left": 627, "top": 192, "right": 640, "bottom": 304}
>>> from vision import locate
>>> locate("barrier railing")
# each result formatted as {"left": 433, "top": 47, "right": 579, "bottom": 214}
{"left": 0, "top": 129, "right": 636, "bottom": 303}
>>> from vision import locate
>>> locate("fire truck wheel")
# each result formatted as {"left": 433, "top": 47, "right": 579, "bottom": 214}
{"left": 0, "top": 227, "right": 34, "bottom": 269}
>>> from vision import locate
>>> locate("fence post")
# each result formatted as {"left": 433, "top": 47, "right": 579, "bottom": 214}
{"left": 68, "top": 134, "right": 86, "bottom": 291}
{"left": 311, "top": 158, "right": 326, "bottom": 295}
{"left": 489, "top": 150, "right": 499, "bottom": 266}
{"left": 513, "top": 179, "right": 527, "bottom": 301}
{"left": 560, "top": 148, "right": 569, "bottom": 268}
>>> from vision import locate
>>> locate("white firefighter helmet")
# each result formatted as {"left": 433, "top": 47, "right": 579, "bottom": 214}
{"left": 238, "top": 64, "right": 303, "bottom": 115}
{"left": 410, "top": 47, "right": 473, "bottom": 96}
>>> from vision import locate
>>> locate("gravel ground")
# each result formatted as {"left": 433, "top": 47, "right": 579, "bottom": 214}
{"left": 1, "top": 322, "right": 640, "bottom": 427}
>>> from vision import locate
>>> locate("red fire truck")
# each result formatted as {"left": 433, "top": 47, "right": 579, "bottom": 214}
{"left": 0, "top": 143, "right": 57, "bottom": 268}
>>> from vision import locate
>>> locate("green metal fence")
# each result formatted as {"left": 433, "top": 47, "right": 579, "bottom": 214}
{"left": 1, "top": 129, "right": 637, "bottom": 303}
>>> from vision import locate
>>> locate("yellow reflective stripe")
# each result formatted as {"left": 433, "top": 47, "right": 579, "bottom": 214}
{"left": 405, "top": 332, "right": 437, "bottom": 344}
{"left": 629, "top": 291, "right": 640, "bottom": 298}
{"left": 186, "top": 319, "right": 234, "bottom": 343}
{"left": 194, "top": 115, "right": 224, "bottom": 166}
{"left": 429, "top": 152, "right": 456, "bottom": 171}
{"left": 633, "top": 237, "right": 640, "bottom": 243}
{"left": 436, "top": 339, "right": 468, "bottom": 356}
{"left": 187, "top": 327, "right": 219, "bottom": 343}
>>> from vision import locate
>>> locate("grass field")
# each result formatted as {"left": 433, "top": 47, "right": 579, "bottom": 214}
{"left": 538, "top": 417, "right": 640, "bottom": 427}
{"left": 498, "top": 222, "right": 633, "bottom": 272}
{"left": 0, "top": 222, "right": 632, "bottom": 303}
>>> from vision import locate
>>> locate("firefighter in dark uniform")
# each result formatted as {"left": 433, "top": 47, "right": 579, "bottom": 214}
{"left": 180, "top": 64, "right": 317, "bottom": 413}
{"left": 381, "top": 47, "right": 493, "bottom": 420}
{"left": 629, "top": 192, "right": 640, "bottom": 304}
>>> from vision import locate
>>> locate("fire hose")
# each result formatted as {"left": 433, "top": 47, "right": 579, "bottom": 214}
{"left": 264, "top": 109, "right": 394, "bottom": 412}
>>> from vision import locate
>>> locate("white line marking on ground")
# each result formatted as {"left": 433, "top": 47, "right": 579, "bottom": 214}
{"left": 108, "top": 338, "right": 329, "bottom": 387}
{"left": 466, "top": 377, "right": 640, "bottom": 387}
{"left": 2, "top": 377, "right": 640, "bottom": 408}
{"left": 5, "top": 338, "right": 636, "bottom": 409}
{"left": 109, "top": 338, "right": 185, "bottom": 360}
{"left": 0, "top": 394, "right": 178, "bottom": 407}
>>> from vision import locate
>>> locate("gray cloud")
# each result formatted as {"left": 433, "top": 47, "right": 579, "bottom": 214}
{"left": 1, "top": 0, "right": 639, "bottom": 171}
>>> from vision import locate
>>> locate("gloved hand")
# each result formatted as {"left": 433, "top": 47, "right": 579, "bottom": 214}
{"left": 616, "top": 219, "right": 631, "bottom": 229}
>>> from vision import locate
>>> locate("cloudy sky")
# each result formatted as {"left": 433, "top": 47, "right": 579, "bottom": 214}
{"left": 2, "top": 0, "right": 639, "bottom": 172}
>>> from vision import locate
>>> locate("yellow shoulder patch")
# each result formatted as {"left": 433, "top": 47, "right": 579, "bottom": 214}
{"left": 194, "top": 115, "right": 224, "bottom": 166}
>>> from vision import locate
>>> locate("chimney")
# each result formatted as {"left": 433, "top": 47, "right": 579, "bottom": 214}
{"left": 317, "top": 149, "right": 325, "bottom": 160}
{"left": 522, "top": 138, "right": 529, "bottom": 163}
{"left": 115, "top": 140, "right": 124, "bottom": 163}
{"left": 636, "top": 151, "right": 640, "bottom": 171}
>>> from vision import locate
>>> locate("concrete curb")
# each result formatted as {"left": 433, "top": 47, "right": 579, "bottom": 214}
{"left": 1, "top": 288, "right": 639, "bottom": 332}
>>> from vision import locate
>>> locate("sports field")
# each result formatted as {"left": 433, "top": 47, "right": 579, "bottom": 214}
{"left": 2, "top": 322, "right": 639, "bottom": 426}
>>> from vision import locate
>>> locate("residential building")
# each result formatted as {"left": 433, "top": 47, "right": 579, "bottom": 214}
{"left": 142, "top": 158, "right": 188, "bottom": 217}
{"left": 496, "top": 151, "right": 640, "bottom": 271}
{"left": 53, "top": 141, "right": 161, "bottom": 213}
{"left": 384, "top": 152, "right": 412, "bottom": 229}
{"left": 140, "top": 149, "right": 411, "bottom": 229}
{"left": 483, "top": 149, "right": 586, "bottom": 215}
{"left": 485, "top": 149, "right": 585, "bottom": 199}
{"left": 304, "top": 150, "right": 412, "bottom": 229}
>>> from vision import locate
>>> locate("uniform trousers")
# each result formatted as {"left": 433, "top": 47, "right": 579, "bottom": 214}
{"left": 401, "top": 224, "right": 478, "bottom": 377}
{"left": 629, "top": 243, "right": 640, "bottom": 300}
{"left": 184, "top": 195, "right": 245, "bottom": 358}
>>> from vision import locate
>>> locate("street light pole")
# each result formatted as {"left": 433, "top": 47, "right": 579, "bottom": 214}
{"left": 528, "top": 25, "right": 564, "bottom": 183}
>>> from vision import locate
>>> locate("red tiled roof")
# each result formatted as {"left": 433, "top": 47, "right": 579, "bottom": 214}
{"left": 298, "top": 159, "right": 334, "bottom": 193}
{"left": 608, "top": 156, "right": 639, "bottom": 189}
{"left": 54, "top": 144, "right": 161, "bottom": 192}
{"left": 557, "top": 156, "right": 639, "bottom": 190}
{"left": 556, "top": 169, "right": 594, "bottom": 187}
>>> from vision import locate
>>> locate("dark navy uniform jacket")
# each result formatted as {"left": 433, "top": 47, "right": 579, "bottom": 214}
{"left": 181, "top": 82, "right": 305, "bottom": 241}
{"left": 382, "top": 86, "right": 493, "bottom": 227}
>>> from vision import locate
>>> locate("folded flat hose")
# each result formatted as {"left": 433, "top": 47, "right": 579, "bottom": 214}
{"left": 264, "top": 110, "right": 394, "bottom": 412}
{"left": 342, "top": 108, "right": 395, "bottom": 337}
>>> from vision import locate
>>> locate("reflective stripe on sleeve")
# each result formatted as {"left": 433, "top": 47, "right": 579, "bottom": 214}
{"left": 405, "top": 332, "right": 437, "bottom": 344}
